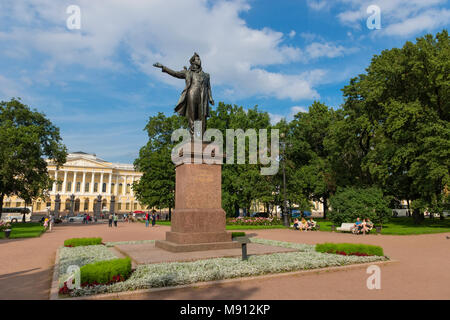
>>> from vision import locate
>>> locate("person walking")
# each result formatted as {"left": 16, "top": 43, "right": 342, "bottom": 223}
{"left": 145, "top": 212, "right": 149, "bottom": 228}
{"left": 113, "top": 214, "right": 118, "bottom": 227}
{"left": 108, "top": 213, "right": 113, "bottom": 227}
{"left": 151, "top": 211, "right": 156, "bottom": 227}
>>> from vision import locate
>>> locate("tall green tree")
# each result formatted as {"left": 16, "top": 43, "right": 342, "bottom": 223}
{"left": 287, "top": 102, "right": 337, "bottom": 218}
{"left": 208, "top": 103, "right": 275, "bottom": 216}
{"left": 0, "top": 98, "right": 67, "bottom": 219}
{"left": 133, "top": 112, "right": 186, "bottom": 218}
{"left": 329, "top": 30, "right": 450, "bottom": 221}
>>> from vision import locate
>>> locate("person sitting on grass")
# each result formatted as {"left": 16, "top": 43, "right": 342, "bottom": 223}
{"left": 293, "top": 218, "right": 300, "bottom": 230}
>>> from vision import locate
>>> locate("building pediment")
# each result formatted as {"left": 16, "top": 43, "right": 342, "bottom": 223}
{"left": 63, "top": 158, "right": 112, "bottom": 169}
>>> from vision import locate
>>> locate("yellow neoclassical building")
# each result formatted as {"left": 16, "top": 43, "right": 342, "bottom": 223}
{"left": 3, "top": 152, "right": 146, "bottom": 214}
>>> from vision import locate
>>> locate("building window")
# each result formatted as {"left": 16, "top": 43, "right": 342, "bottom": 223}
{"left": 133, "top": 203, "right": 137, "bottom": 210}
{"left": 5, "top": 202, "right": 11, "bottom": 208}
{"left": 67, "top": 182, "right": 72, "bottom": 192}
{"left": 76, "top": 182, "right": 81, "bottom": 192}
{"left": 36, "top": 202, "right": 41, "bottom": 211}
{"left": 117, "top": 203, "right": 122, "bottom": 211}
{"left": 119, "top": 183, "right": 123, "bottom": 194}
{"left": 84, "top": 200, "right": 89, "bottom": 211}
{"left": 94, "top": 183, "right": 98, "bottom": 193}
{"left": 57, "top": 181, "right": 62, "bottom": 192}
{"left": 46, "top": 201, "right": 51, "bottom": 208}
{"left": 85, "top": 183, "right": 89, "bottom": 192}
{"left": 127, "top": 184, "right": 131, "bottom": 194}
{"left": 126, "top": 203, "right": 130, "bottom": 210}
{"left": 16, "top": 202, "right": 21, "bottom": 207}
{"left": 111, "top": 183, "right": 115, "bottom": 194}
{"left": 102, "top": 183, "right": 107, "bottom": 193}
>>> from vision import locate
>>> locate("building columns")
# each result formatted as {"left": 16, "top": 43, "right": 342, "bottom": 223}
{"left": 62, "top": 171, "right": 68, "bottom": 193}
{"left": 91, "top": 172, "right": 95, "bottom": 193}
{"left": 100, "top": 172, "right": 104, "bottom": 193}
{"left": 52, "top": 170, "right": 57, "bottom": 192}
{"left": 82, "top": 171, "right": 86, "bottom": 193}
{"left": 72, "top": 171, "right": 77, "bottom": 193}
{"left": 108, "top": 173, "right": 112, "bottom": 195}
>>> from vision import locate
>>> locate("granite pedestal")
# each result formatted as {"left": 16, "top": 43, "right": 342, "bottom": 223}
{"left": 156, "top": 143, "right": 240, "bottom": 252}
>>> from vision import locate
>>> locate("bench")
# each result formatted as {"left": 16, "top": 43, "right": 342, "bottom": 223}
{"left": 336, "top": 223, "right": 355, "bottom": 232}
{"left": 290, "top": 223, "right": 320, "bottom": 231}
{"left": 336, "top": 223, "right": 374, "bottom": 234}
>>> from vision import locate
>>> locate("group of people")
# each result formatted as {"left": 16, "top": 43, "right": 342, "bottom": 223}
{"left": 82, "top": 213, "right": 93, "bottom": 224}
{"left": 353, "top": 218, "right": 374, "bottom": 235}
{"left": 293, "top": 218, "right": 317, "bottom": 231}
{"left": 145, "top": 210, "right": 157, "bottom": 228}
{"left": 107, "top": 213, "right": 119, "bottom": 227}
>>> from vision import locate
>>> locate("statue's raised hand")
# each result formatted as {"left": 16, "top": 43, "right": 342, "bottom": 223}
{"left": 153, "top": 62, "right": 163, "bottom": 69}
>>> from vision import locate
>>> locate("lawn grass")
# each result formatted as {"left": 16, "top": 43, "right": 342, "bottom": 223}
{"left": 0, "top": 222, "right": 46, "bottom": 239}
{"left": 315, "top": 217, "right": 450, "bottom": 235}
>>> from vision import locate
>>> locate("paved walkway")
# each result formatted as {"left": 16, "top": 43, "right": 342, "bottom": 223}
{"left": 0, "top": 222, "right": 449, "bottom": 299}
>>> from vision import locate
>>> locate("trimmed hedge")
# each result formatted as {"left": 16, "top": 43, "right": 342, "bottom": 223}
{"left": 315, "top": 243, "right": 384, "bottom": 257}
{"left": 64, "top": 237, "right": 102, "bottom": 247}
{"left": 80, "top": 257, "right": 132, "bottom": 286}
{"left": 231, "top": 232, "right": 246, "bottom": 238}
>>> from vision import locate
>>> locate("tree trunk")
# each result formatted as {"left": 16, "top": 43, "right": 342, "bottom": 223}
{"left": 322, "top": 196, "right": 328, "bottom": 220}
{"left": 0, "top": 193, "right": 4, "bottom": 219}
{"left": 406, "top": 199, "right": 411, "bottom": 217}
{"left": 412, "top": 208, "right": 424, "bottom": 225}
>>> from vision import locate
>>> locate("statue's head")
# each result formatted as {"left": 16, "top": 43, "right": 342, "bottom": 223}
{"left": 189, "top": 52, "right": 201, "bottom": 70}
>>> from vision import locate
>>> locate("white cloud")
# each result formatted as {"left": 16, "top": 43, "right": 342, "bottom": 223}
{"left": 305, "top": 42, "right": 347, "bottom": 59}
{"left": 308, "top": 0, "right": 449, "bottom": 37}
{"left": 306, "top": 0, "right": 329, "bottom": 11}
{"left": 269, "top": 105, "right": 309, "bottom": 124}
{"left": 0, "top": 0, "right": 345, "bottom": 101}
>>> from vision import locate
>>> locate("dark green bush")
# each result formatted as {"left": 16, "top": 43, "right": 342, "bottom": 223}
{"left": 231, "top": 232, "right": 246, "bottom": 238}
{"left": 64, "top": 237, "right": 102, "bottom": 247}
{"left": 329, "top": 187, "right": 390, "bottom": 226}
{"left": 315, "top": 243, "right": 384, "bottom": 256}
{"left": 80, "top": 257, "right": 132, "bottom": 285}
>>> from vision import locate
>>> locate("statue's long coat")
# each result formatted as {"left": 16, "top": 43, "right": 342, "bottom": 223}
{"left": 161, "top": 66, "right": 212, "bottom": 119}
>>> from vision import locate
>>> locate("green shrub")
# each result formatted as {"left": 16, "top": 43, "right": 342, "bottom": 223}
{"left": 231, "top": 232, "right": 246, "bottom": 238}
{"left": 64, "top": 237, "right": 102, "bottom": 247}
{"left": 80, "top": 257, "right": 132, "bottom": 285}
{"left": 315, "top": 243, "right": 384, "bottom": 256}
{"left": 329, "top": 187, "right": 390, "bottom": 226}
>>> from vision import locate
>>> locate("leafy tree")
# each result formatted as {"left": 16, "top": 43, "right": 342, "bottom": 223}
{"left": 208, "top": 103, "right": 275, "bottom": 216}
{"left": 0, "top": 98, "right": 67, "bottom": 219}
{"left": 329, "top": 187, "right": 390, "bottom": 226}
{"left": 133, "top": 112, "right": 186, "bottom": 218}
{"left": 328, "top": 30, "right": 450, "bottom": 221}
{"left": 287, "top": 102, "right": 337, "bottom": 218}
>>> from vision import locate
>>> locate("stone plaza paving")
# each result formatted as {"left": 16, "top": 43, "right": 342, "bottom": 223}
{"left": 0, "top": 222, "right": 449, "bottom": 300}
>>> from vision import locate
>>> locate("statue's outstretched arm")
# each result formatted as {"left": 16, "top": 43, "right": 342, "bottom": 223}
{"left": 153, "top": 62, "right": 185, "bottom": 79}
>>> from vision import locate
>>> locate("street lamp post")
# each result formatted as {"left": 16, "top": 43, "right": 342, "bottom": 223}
{"left": 280, "top": 133, "right": 290, "bottom": 227}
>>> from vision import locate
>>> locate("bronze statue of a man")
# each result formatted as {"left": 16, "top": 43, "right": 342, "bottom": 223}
{"left": 153, "top": 53, "right": 214, "bottom": 136}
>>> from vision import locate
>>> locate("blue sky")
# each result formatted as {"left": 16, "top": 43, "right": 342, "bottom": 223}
{"left": 0, "top": 0, "right": 449, "bottom": 163}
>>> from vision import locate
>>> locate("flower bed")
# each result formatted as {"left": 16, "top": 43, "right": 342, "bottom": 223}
{"left": 0, "top": 221, "right": 11, "bottom": 232}
{"left": 315, "top": 243, "right": 384, "bottom": 257}
{"left": 58, "top": 244, "right": 117, "bottom": 278}
{"left": 227, "top": 217, "right": 282, "bottom": 226}
{"left": 64, "top": 238, "right": 387, "bottom": 297}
